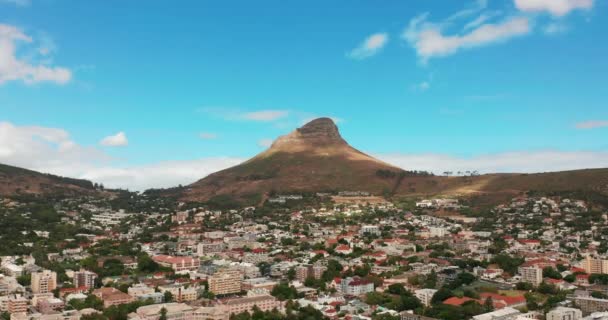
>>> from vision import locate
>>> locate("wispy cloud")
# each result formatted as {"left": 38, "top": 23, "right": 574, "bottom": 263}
{"left": 242, "top": 110, "right": 289, "bottom": 121}
{"left": 199, "top": 132, "right": 218, "bottom": 140}
{"left": 378, "top": 150, "right": 608, "bottom": 174}
{"left": 347, "top": 32, "right": 389, "bottom": 60}
{"left": 201, "top": 107, "right": 289, "bottom": 122}
{"left": 403, "top": 14, "right": 530, "bottom": 63}
{"left": 100, "top": 132, "right": 128, "bottom": 147}
{"left": 0, "top": 24, "right": 72, "bottom": 85}
{"left": 514, "top": 0, "right": 594, "bottom": 17}
{"left": 575, "top": 120, "right": 608, "bottom": 129}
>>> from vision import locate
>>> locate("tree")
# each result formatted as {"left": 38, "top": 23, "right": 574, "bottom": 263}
{"left": 286, "top": 267, "right": 296, "bottom": 281}
{"left": 483, "top": 297, "right": 494, "bottom": 313}
{"left": 159, "top": 307, "right": 168, "bottom": 320}
{"left": 164, "top": 291, "right": 173, "bottom": 303}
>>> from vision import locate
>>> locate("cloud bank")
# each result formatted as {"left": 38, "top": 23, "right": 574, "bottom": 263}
{"left": 0, "top": 24, "right": 71, "bottom": 85}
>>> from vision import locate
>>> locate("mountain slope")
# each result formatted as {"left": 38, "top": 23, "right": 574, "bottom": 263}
{"left": 0, "top": 163, "right": 100, "bottom": 197}
{"left": 183, "top": 118, "right": 411, "bottom": 201}
{"left": 183, "top": 118, "right": 608, "bottom": 206}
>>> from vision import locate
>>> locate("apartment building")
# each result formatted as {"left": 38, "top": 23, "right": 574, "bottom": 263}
{"left": 216, "top": 294, "right": 281, "bottom": 316}
{"left": 93, "top": 287, "right": 135, "bottom": 308}
{"left": 73, "top": 269, "right": 98, "bottom": 289}
{"left": 31, "top": 270, "right": 57, "bottom": 294}
{"left": 546, "top": 307, "right": 583, "bottom": 320}
{"left": 518, "top": 266, "right": 543, "bottom": 286}
{"left": 8, "top": 295, "right": 28, "bottom": 314}
{"left": 584, "top": 256, "right": 608, "bottom": 275}
{"left": 209, "top": 269, "right": 243, "bottom": 296}
{"left": 152, "top": 255, "right": 200, "bottom": 273}
{"left": 415, "top": 289, "right": 438, "bottom": 307}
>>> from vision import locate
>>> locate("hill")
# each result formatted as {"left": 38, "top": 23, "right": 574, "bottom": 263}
{"left": 0, "top": 163, "right": 101, "bottom": 197}
{"left": 183, "top": 118, "right": 608, "bottom": 206}
{"left": 182, "top": 118, "right": 426, "bottom": 202}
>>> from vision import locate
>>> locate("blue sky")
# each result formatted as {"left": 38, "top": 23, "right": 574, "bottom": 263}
{"left": 1, "top": 0, "right": 607, "bottom": 190}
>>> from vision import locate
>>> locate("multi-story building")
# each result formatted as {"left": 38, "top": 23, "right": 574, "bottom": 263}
{"left": 216, "top": 294, "right": 282, "bottom": 316}
{"left": 8, "top": 295, "right": 28, "bottom": 314}
{"left": 360, "top": 225, "right": 381, "bottom": 236}
{"left": 572, "top": 296, "right": 608, "bottom": 315}
{"left": 546, "top": 307, "right": 583, "bottom": 320}
{"left": 31, "top": 270, "right": 57, "bottom": 294}
{"left": 584, "top": 256, "right": 608, "bottom": 275}
{"left": 340, "top": 277, "right": 374, "bottom": 296}
{"left": 415, "top": 289, "right": 438, "bottom": 307}
{"left": 295, "top": 265, "right": 326, "bottom": 282}
{"left": 209, "top": 269, "right": 243, "bottom": 296}
{"left": 196, "top": 241, "right": 225, "bottom": 256}
{"left": 93, "top": 287, "right": 135, "bottom": 308}
{"left": 152, "top": 255, "right": 200, "bottom": 273}
{"left": 73, "top": 269, "right": 98, "bottom": 289}
{"left": 158, "top": 284, "right": 198, "bottom": 302}
{"left": 518, "top": 266, "right": 543, "bottom": 286}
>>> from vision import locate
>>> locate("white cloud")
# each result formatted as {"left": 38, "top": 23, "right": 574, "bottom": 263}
{"left": 463, "top": 11, "right": 502, "bottom": 31}
{"left": 0, "top": 121, "right": 245, "bottom": 191}
{"left": 257, "top": 139, "right": 273, "bottom": 148}
{"left": 100, "top": 132, "right": 128, "bottom": 147}
{"left": 514, "top": 0, "right": 594, "bottom": 17}
{"left": 0, "top": 24, "right": 72, "bottom": 85}
{"left": 378, "top": 150, "right": 608, "bottom": 174}
{"left": 348, "top": 33, "right": 389, "bottom": 60}
{"left": 242, "top": 110, "right": 289, "bottom": 121}
{"left": 199, "top": 132, "right": 218, "bottom": 140}
{"left": 404, "top": 14, "right": 530, "bottom": 62}
{"left": 576, "top": 120, "right": 608, "bottom": 129}
{"left": 79, "top": 157, "right": 244, "bottom": 191}
{"left": 2, "top": 121, "right": 608, "bottom": 191}
{"left": 0, "top": 121, "right": 108, "bottom": 175}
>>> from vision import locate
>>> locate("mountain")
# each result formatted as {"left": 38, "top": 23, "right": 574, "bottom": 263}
{"left": 183, "top": 118, "right": 412, "bottom": 202}
{"left": 183, "top": 118, "right": 608, "bottom": 206}
{"left": 0, "top": 163, "right": 100, "bottom": 197}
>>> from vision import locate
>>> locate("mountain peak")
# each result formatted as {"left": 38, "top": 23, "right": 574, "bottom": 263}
{"left": 297, "top": 117, "right": 341, "bottom": 139}
{"left": 268, "top": 117, "right": 346, "bottom": 151}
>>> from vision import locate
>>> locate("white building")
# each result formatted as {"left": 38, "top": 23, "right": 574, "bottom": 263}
{"left": 414, "top": 289, "right": 437, "bottom": 307}
{"left": 546, "top": 307, "right": 583, "bottom": 320}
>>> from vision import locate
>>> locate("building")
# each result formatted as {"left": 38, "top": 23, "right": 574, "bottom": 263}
{"left": 471, "top": 307, "right": 523, "bottom": 320}
{"left": 208, "top": 269, "right": 243, "bottom": 296}
{"left": 572, "top": 296, "right": 608, "bottom": 315}
{"left": 429, "top": 227, "right": 448, "bottom": 238}
{"left": 131, "top": 303, "right": 195, "bottom": 320}
{"left": 241, "top": 278, "right": 278, "bottom": 292}
{"left": 295, "top": 264, "right": 327, "bottom": 282}
{"left": 152, "top": 255, "right": 200, "bottom": 273}
{"left": 216, "top": 294, "right": 281, "bottom": 316}
{"left": 8, "top": 295, "right": 28, "bottom": 314}
{"left": 415, "top": 289, "right": 438, "bottom": 307}
{"left": 92, "top": 287, "right": 135, "bottom": 308}
{"left": 340, "top": 277, "right": 374, "bottom": 296}
{"left": 584, "top": 256, "right": 608, "bottom": 275}
{"left": 158, "top": 284, "right": 198, "bottom": 302}
{"left": 31, "top": 270, "right": 57, "bottom": 294}
{"left": 73, "top": 269, "right": 98, "bottom": 289}
{"left": 360, "top": 225, "right": 381, "bottom": 236}
{"left": 400, "top": 311, "right": 439, "bottom": 320}
{"left": 518, "top": 266, "right": 543, "bottom": 286}
{"left": 196, "top": 241, "right": 225, "bottom": 256}
{"left": 546, "top": 307, "right": 583, "bottom": 320}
